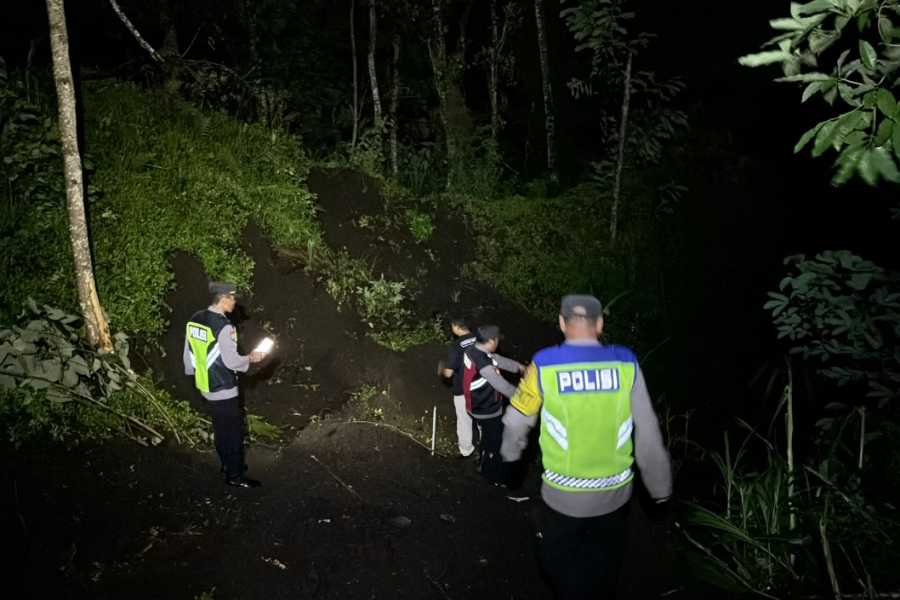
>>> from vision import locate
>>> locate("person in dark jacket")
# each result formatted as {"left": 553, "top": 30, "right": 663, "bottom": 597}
{"left": 440, "top": 318, "right": 477, "bottom": 457}
{"left": 463, "top": 324, "right": 525, "bottom": 484}
{"left": 184, "top": 282, "right": 264, "bottom": 488}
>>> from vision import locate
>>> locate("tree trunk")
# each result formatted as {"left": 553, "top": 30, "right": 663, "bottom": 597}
{"left": 390, "top": 32, "right": 400, "bottom": 177}
{"left": 350, "top": 0, "right": 359, "bottom": 149}
{"left": 367, "top": 0, "right": 382, "bottom": 129}
{"left": 533, "top": 0, "right": 557, "bottom": 186}
{"left": 158, "top": 0, "right": 179, "bottom": 58}
{"left": 45, "top": 0, "right": 113, "bottom": 353}
{"left": 489, "top": 0, "right": 500, "bottom": 147}
{"left": 457, "top": 0, "right": 473, "bottom": 101}
{"left": 243, "top": 0, "right": 259, "bottom": 72}
{"left": 609, "top": 50, "right": 632, "bottom": 246}
{"left": 430, "top": 0, "right": 454, "bottom": 190}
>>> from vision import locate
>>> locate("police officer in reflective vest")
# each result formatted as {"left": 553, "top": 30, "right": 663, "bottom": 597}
{"left": 184, "top": 282, "right": 264, "bottom": 488}
{"left": 501, "top": 295, "right": 672, "bottom": 599}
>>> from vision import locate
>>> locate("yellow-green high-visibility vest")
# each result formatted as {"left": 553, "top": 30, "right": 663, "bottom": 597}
{"left": 533, "top": 343, "right": 637, "bottom": 493}
{"left": 186, "top": 309, "right": 237, "bottom": 393}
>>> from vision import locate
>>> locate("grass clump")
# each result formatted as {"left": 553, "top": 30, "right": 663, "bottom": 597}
{"left": 345, "top": 383, "right": 457, "bottom": 456}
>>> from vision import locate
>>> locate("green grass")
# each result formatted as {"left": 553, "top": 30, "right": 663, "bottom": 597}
{"left": 85, "top": 80, "right": 321, "bottom": 336}
{"left": 457, "top": 183, "right": 663, "bottom": 348}
{"left": 1, "top": 79, "right": 322, "bottom": 337}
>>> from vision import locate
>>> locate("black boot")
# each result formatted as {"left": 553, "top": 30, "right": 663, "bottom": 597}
{"left": 226, "top": 475, "right": 261, "bottom": 489}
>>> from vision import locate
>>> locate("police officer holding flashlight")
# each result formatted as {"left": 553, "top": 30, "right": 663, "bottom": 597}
{"left": 184, "top": 281, "right": 265, "bottom": 488}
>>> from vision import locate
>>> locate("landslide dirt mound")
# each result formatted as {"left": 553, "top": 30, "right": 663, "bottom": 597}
{"left": 5, "top": 167, "right": 681, "bottom": 599}
{"left": 308, "top": 167, "right": 562, "bottom": 356}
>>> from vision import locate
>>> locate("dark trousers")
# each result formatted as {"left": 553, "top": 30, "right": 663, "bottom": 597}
{"left": 475, "top": 414, "right": 504, "bottom": 483}
{"left": 207, "top": 396, "right": 245, "bottom": 480}
{"left": 537, "top": 502, "right": 628, "bottom": 600}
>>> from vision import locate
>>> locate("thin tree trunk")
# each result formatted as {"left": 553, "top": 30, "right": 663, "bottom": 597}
{"left": 609, "top": 50, "right": 632, "bottom": 246}
{"left": 489, "top": 0, "right": 500, "bottom": 147}
{"left": 820, "top": 497, "right": 842, "bottom": 600}
{"left": 350, "top": 0, "right": 359, "bottom": 149}
{"left": 457, "top": 0, "right": 473, "bottom": 101}
{"left": 158, "top": 0, "right": 179, "bottom": 58}
{"left": 243, "top": 0, "right": 259, "bottom": 71}
{"left": 390, "top": 32, "right": 400, "bottom": 177}
{"left": 430, "top": 0, "right": 453, "bottom": 190}
{"left": 108, "top": 0, "right": 162, "bottom": 62}
{"left": 786, "top": 360, "right": 796, "bottom": 533}
{"left": 533, "top": 0, "right": 557, "bottom": 186}
{"left": 46, "top": 0, "right": 113, "bottom": 353}
{"left": 785, "top": 359, "right": 797, "bottom": 570}
{"left": 368, "top": 0, "right": 382, "bottom": 129}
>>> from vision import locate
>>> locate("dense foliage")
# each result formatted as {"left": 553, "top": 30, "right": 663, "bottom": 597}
{"left": 461, "top": 180, "right": 673, "bottom": 348}
{"left": 740, "top": 0, "right": 900, "bottom": 188}
{"left": 676, "top": 2, "right": 900, "bottom": 596}
{"left": 766, "top": 250, "right": 900, "bottom": 405}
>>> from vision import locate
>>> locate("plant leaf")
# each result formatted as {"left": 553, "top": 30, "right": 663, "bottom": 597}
{"left": 893, "top": 115, "right": 900, "bottom": 161}
{"left": 776, "top": 72, "right": 833, "bottom": 83}
{"left": 873, "top": 146, "right": 900, "bottom": 182}
{"left": 877, "top": 89, "right": 896, "bottom": 117}
{"left": 832, "top": 147, "right": 864, "bottom": 185}
{"left": 858, "top": 148, "right": 880, "bottom": 185}
{"left": 879, "top": 16, "right": 894, "bottom": 43}
{"left": 738, "top": 51, "right": 792, "bottom": 68}
{"left": 860, "top": 40, "right": 878, "bottom": 70}
{"left": 875, "top": 119, "right": 893, "bottom": 146}
{"left": 802, "top": 81, "right": 824, "bottom": 102}
{"left": 792, "top": 0, "right": 834, "bottom": 16}
{"left": 795, "top": 121, "right": 826, "bottom": 152}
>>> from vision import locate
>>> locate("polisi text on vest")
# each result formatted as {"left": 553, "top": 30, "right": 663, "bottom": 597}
{"left": 556, "top": 368, "right": 620, "bottom": 394}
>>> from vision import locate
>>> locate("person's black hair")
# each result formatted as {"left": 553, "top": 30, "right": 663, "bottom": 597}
{"left": 475, "top": 324, "right": 500, "bottom": 343}
{"left": 450, "top": 317, "right": 469, "bottom": 330}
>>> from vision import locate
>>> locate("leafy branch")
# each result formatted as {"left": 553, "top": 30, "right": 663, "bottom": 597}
{"left": 740, "top": 0, "right": 900, "bottom": 186}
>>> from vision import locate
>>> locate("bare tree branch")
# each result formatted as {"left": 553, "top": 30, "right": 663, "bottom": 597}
{"left": 107, "top": 0, "right": 163, "bottom": 63}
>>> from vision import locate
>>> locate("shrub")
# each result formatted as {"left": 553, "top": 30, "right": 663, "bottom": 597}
{"left": 0, "top": 300, "right": 208, "bottom": 446}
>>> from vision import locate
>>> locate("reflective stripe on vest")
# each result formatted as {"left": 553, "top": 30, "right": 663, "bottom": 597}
{"left": 543, "top": 467, "right": 633, "bottom": 490}
{"left": 187, "top": 344, "right": 223, "bottom": 371}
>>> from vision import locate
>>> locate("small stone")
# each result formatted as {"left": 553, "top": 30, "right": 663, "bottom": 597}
{"left": 390, "top": 516, "right": 412, "bottom": 528}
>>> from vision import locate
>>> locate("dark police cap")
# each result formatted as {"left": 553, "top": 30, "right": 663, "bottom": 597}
{"left": 209, "top": 281, "right": 239, "bottom": 297}
{"left": 560, "top": 294, "right": 602, "bottom": 321}
{"left": 475, "top": 324, "right": 501, "bottom": 343}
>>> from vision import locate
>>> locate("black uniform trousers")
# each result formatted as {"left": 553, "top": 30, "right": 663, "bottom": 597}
{"left": 206, "top": 395, "right": 244, "bottom": 480}
{"left": 475, "top": 414, "right": 504, "bottom": 483}
{"left": 537, "top": 501, "right": 629, "bottom": 600}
